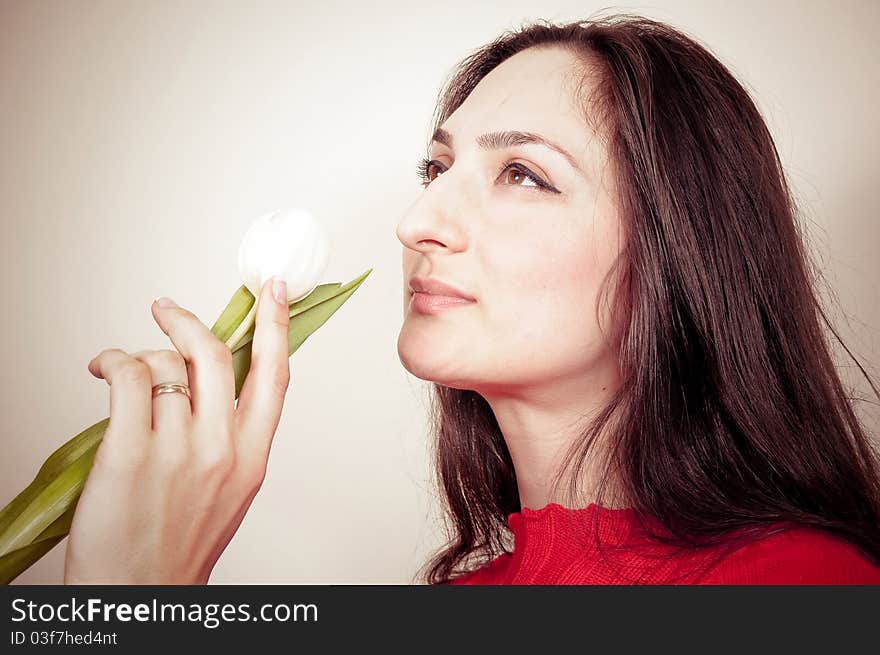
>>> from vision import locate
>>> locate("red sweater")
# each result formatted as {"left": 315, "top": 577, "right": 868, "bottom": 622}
{"left": 447, "top": 502, "right": 880, "bottom": 584}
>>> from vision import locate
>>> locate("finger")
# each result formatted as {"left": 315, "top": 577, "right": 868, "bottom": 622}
{"left": 130, "top": 349, "right": 192, "bottom": 434}
{"left": 234, "top": 276, "right": 291, "bottom": 455}
{"left": 88, "top": 348, "right": 152, "bottom": 446}
{"left": 150, "top": 297, "right": 235, "bottom": 431}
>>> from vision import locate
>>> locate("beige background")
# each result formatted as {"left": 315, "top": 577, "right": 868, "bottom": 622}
{"left": 1, "top": 0, "right": 877, "bottom": 584}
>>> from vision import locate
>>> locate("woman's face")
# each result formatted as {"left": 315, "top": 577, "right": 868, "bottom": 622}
{"left": 396, "top": 45, "right": 623, "bottom": 396}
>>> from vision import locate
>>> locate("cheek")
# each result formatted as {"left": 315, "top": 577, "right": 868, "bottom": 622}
{"left": 490, "top": 218, "right": 620, "bottom": 347}
{"left": 503, "top": 223, "right": 599, "bottom": 302}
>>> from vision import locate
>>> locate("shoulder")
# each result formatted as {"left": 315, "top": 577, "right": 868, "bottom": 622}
{"left": 446, "top": 553, "right": 512, "bottom": 585}
{"left": 697, "top": 526, "right": 880, "bottom": 584}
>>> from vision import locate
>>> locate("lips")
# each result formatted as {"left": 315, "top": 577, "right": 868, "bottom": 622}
{"left": 408, "top": 276, "right": 476, "bottom": 302}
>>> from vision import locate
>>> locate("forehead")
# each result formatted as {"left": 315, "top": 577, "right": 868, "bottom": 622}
{"left": 440, "top": 46, "right": 605, "bottom": 169}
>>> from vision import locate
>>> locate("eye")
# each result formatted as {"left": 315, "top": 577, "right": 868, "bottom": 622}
{"left": 416, "top": 158, "right": 443, "bottom": 186}
{"left": 502, "top": 164, "right": 544, "bottom": 189}
{"left": 416, "top": 157, "right": 556, "bottom": 193}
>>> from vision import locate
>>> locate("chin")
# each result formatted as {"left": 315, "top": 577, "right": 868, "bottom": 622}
{"left": 396, "top": 332, "right": 478, "bottom": 390}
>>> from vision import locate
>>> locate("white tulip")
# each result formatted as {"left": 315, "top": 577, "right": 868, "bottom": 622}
{"left": 238, "top": 208, "right": 330, "bottom": 303}
{"left": 223, "top": 208, "right": 330, "bottom": 349}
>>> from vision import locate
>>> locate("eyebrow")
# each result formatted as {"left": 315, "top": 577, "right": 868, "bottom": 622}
{"left": 430, "top": 127, "right": 585, "bottom": 178}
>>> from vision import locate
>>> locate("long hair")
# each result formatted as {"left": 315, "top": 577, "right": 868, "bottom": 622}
{"left": 414, "top": 13, "right": 880, "bottom": 584}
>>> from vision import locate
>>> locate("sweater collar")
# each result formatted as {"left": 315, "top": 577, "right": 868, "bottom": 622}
{"left": 506, "top": 502, "right": 644, "bottom": 551}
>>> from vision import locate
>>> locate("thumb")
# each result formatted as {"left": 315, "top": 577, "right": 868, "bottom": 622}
{"left": 234, "top": 275, "right": 291, "bottom": 440}
{"left": 264, "top": 275, "right": 290, "bottom": 327}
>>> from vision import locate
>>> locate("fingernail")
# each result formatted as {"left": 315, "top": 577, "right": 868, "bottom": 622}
{"left": 272, "top": 277, "right": 287, "bottom": 305}
{"left": 156, "top": 297, "right": 178, "bottom": 308}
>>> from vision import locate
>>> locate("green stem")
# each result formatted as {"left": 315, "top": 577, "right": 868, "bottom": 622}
{"left": 223, "top": 301, "right": 258, "bottom": 351}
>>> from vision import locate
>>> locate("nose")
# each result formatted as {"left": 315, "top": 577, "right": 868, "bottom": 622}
{"left": 396, "top": 169, "right": 470, "bottom": 256}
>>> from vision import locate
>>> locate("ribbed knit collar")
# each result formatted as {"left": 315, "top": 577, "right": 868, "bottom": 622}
{"left": 506, "top": 502, "right": 647, "bottom": 553}
{"left": 497, "top": 503, "right": 679, "bottom": 584}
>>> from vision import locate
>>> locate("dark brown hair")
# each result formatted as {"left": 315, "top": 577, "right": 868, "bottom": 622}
{"left": 413, "top": 12, "right": 880, "bottom": 584}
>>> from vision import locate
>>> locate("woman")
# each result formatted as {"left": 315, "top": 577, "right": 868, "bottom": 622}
{"left": 64, "top": 14, "right": 880, "bottom": 584}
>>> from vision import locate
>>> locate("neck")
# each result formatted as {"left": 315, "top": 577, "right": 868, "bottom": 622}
{"left": 477, "top": 361, "right": 623, "bottom": 511}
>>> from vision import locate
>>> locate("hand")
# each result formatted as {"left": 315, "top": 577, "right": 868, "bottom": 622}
{"left": 64, "top": 277, "right": 291, "bottom": 584}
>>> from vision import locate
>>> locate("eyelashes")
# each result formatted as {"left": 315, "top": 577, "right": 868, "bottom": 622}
{"left": 416, "top": 157, "right": 557, "bottom": 193}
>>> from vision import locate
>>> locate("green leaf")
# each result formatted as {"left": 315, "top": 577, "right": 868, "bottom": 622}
{"left": 0, "top": 419, "right": 107, "bottom": 537}
{"left": 0, "top": 443, "right": 99, "bottom": 556}
{"left": 0, "top": 505, "right": 75, "bottom": 585}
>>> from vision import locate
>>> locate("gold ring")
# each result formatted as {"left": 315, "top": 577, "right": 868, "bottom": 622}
{"left": 151, "top": 383, "right": 191, "bottom": 399}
